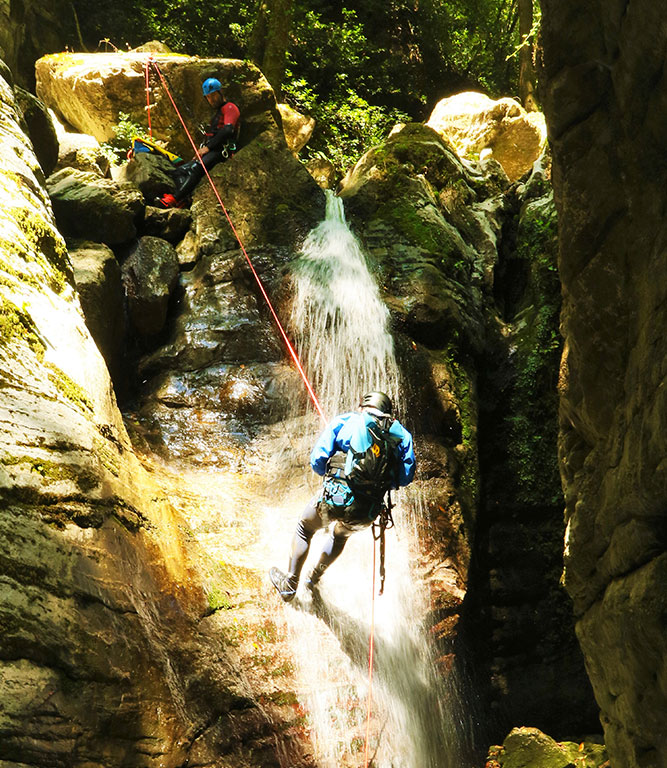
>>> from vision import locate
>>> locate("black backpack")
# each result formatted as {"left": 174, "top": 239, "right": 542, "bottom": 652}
{"left": 345, "top": 415, "right": 402, "bottom": 500}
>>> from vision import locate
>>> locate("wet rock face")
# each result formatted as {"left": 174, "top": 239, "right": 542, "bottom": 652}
{"left": 540, "top": 1, "right": 667, "bottom": 766}
{"left": 122, "top": 235, "right": 180, "bottom": 338}
{"left": 133, "top": 131, "right": 324, "bottom": 465}
{"left": 0, "top": 63, "right": 293, "bottom": 768}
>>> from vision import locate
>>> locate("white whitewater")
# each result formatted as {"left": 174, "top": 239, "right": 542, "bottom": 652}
{"left": 269, "top": 191, "right": 464, "bottom": 767}
{"left": 289, "top": 191, "right": 399, "bottom": 419}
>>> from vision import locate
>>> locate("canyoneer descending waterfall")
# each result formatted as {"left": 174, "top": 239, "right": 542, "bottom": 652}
{"left": 269, "top": 391, "right": 416, "bottom": 601}
{"left": 269, "top": 193, "right": 462, "bottom": 767}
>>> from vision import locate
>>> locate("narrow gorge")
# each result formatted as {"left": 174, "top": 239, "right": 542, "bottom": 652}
{"left": 0, "top": 2, "right": 664, "bottom": 767}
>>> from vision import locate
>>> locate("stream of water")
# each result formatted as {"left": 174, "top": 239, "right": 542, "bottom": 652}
{"left": 267, "top": 191, "right": 464, "bottom": 767}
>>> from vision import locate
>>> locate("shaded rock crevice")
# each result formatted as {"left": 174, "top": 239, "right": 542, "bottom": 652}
{"left": 541, "top": 0, "right": 667, "bottom": 764}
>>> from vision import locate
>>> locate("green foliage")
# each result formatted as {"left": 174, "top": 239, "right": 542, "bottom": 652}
{"left": 69, "top": 0, "right": 534, "bottom": 170}
{"left": 101, "top": 112, "right": 149, "bottom": 163}
{"left": 286, "top": 84, "right": 408, "bottom": 171}
{"left": 207, "top": 585, "right": 232, "bottom": 611}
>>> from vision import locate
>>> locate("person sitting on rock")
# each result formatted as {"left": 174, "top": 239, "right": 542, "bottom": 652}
{"left": 155, "top": 77, "right": 240, "bottom": 209}
{"left": 269, "top": 391, "right": 416, "bottom": 602}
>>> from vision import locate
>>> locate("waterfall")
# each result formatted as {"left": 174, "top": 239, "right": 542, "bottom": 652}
{"left": 289, "top": 191, "right": 399, "bottom": 419}
{"left": 275, "top": 191, "right": 464, "bottom": 767}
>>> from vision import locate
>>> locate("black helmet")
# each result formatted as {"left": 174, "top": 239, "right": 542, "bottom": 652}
{"left": 360, "top": 391, "right": 392, "bottom": 414}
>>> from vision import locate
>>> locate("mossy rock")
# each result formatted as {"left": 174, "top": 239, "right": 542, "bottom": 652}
{"left": 47, "top": 168, "right": 144, "bottom": 246}
{"left": 0, "top": 296, "right": 46, "bottom": 360}
{"left": 495, "top": 728, "right": 608, "bottom": 768}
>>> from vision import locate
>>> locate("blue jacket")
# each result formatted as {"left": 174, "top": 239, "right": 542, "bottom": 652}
{"left": 310, "top": 411, "right": 416, "bottom": 489}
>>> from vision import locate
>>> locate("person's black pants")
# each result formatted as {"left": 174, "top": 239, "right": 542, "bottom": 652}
{"left": 173, "top": 150, "right": 225, "bottom": 201}
{"left": 287, "top": 497, "right": 370, "bottom": 583}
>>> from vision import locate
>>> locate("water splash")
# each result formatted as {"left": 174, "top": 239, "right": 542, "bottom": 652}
{"left": 290, "top": 191, "right": 398, "bottom": 419}
{"left": 277, "top": 191, "right": 464, "bottom": 767}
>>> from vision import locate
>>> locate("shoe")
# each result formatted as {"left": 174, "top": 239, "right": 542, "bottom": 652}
{"left": 154, "top": 193, "right": 185, "bottom": 209}
{"left": 304, "top": 564, "right": 326, "bottom": 591}
{"left": 269, "top": 567, "right": 297, "bottom": 603}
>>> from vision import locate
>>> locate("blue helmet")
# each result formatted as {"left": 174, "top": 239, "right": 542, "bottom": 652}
{"left": 202, "top": 77, "right": 222, "bottom": 96}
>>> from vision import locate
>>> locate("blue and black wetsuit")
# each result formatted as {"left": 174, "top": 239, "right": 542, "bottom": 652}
{"left": 286, "top": 409, "right": 415, "bottom": 586}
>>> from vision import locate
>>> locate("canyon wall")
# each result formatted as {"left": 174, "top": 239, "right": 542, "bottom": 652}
{"left": 540, "top": 2, "right": 667, "bottom": 766}
{"left": 0, "top": 62, "right": 303, "bottom": 768}
{"left": 0, "top": 0, "right": 67, "bottom": 88}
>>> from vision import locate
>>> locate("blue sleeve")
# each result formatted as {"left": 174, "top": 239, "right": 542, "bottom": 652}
{"left": 392, "top": 421, "right": 416, "bottom": 487}
{"left": 309, "top": 413, "right": 355, "bottom": 476}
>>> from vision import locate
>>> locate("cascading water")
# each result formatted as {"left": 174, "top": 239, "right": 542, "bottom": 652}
{"left": 289, "top": 191, "right": 399, "bottom": 419}
{"left": 268, "top": 191, "right": 465, "bottom": 767}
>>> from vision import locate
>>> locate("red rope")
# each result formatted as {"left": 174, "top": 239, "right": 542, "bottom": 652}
{"left": 364, "top": 535, "right": 377, "bottom": 767}
{"left": 150, "top": 60, "right": 380, "bottom": 764}
{"left": 144, "top": 58, "right": 153, "bottom": 138}
{"left": 149, "top": 59, "right": 326, "bottom": 425}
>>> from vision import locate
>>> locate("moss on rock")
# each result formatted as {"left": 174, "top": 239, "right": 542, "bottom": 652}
{"left": 45, "top": 361, "right": 94, "bottom": 413}
{"left": 0, "top": 296, "right": 46, "bottom": 360}
{"left": 502, "top": 194, "right": 562, "bottom": 507}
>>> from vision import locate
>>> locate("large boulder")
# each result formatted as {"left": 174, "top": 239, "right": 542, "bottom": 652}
{"left": 277, "top": 102, "right": 315, "bottom": 155}
{"left": 35, "top": 52, "right": 282, "bottom": 160}
{"left": 46, "top": 168, "right": 144, "bottom": 245}
{"left": 68, "top": 240, "right": 125, "bottom": 383}
{"left": 540, "top": 1, "right": 667, "bottom": 766}
{"left": 306, "top": 157, "right": 337, "bottom": 189}
{"left": 122, "top": 236, "right": 180, "bottom": 338}
{"left": 142, "top": 205, "right": 192, "bottom": 243}
{"left": 489, "top": 727, "right": 608, "bottom": 768}
{"left": 116, "top": 152, "right": 176, "bottom": 202}
{"left": 427, "top": 92, "right": 547, "bottom": 182}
